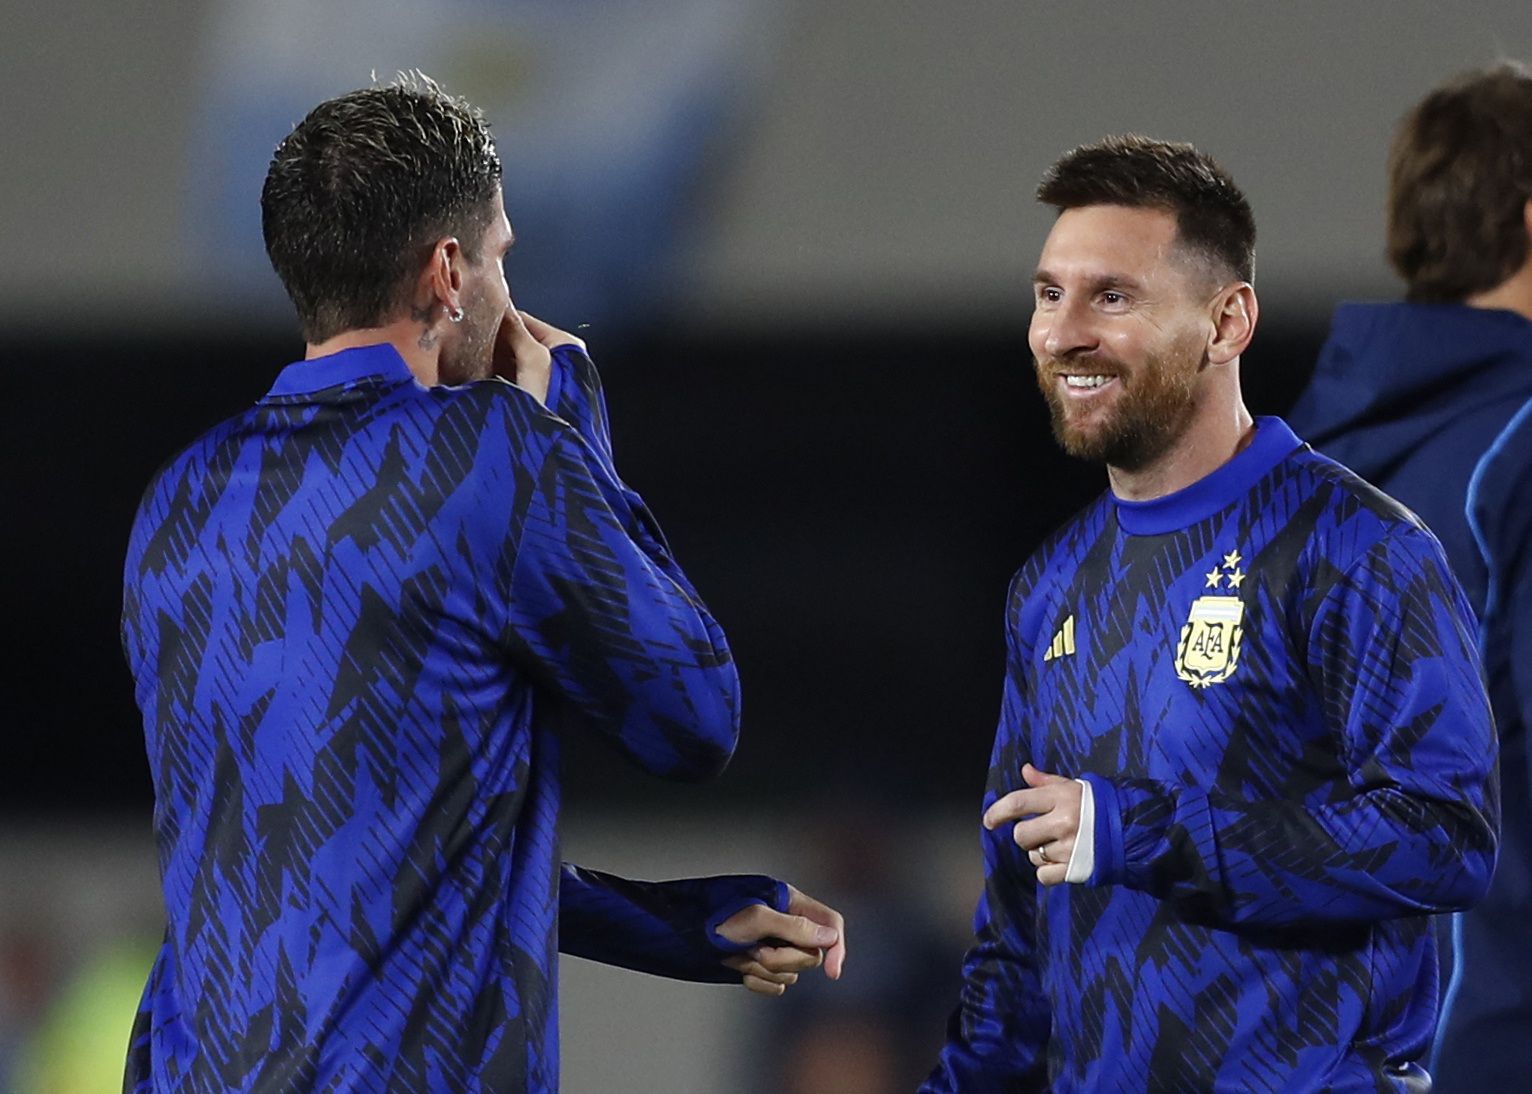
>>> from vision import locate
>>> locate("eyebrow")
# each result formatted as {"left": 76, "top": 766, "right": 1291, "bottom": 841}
{"left": 1032, "top": 269, "right": 1148, "bottom": 295}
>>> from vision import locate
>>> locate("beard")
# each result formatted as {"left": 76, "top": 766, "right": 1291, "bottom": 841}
{"left": 436, "top": 283, "right": 500, "bottom": 386}
{"left": 1034, "top": 341, "right": 1202, "bottom": 472}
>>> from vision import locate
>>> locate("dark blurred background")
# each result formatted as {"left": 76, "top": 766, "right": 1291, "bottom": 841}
{"left": 3, "top": 322, "right": 1324, "bottom": 817}
{"left": 3, "top": 1, "right": 1527, "bottom": 1089}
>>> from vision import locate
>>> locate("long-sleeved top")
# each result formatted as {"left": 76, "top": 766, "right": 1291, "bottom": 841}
{"left": 926, "top": 417, "right": 1498, "bottom": 1092}
{"left": 121, "top": 342, "right": 784, "bottom": 1092}
{"left": 1290, "top": 301, "right": 1532, "bottom": 1088}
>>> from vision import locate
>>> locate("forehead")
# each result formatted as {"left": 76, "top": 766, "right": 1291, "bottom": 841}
{"left": 1035, "top": 204, "right": 1184, "bottom": 283}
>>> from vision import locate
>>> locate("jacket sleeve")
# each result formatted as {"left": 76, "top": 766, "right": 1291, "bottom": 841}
{"left": 925, "top": 640, "right": 1050, "bottom": 1092}
{"left": 545, "top": 344, "right": 614, "bottom": 467}
{"left": 558, "top": 864, "right": 788, "bottom": 982}
{"left": 1085, "top": 531, "right": 1500, "bottom": 928}
{"left": 544, "top": 344, "right": 673, "bottom": 558}
{"left": 1489, "top": 527, "right": 1532, "bottom": 801}
{"left": 1468, "top": 412, "right": 1532, "bottom": 800}
{"left": 501, "top": 349, "right": 739, "bottom": 781}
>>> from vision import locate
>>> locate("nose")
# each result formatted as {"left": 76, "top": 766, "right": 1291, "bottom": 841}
{"left": 1033, "top": 296, "right": 1097, "bottom": 360}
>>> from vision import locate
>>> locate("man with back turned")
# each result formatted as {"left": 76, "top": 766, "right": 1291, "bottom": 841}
{"left": 120, "top": 74, "right": 843, "bottom": 1092}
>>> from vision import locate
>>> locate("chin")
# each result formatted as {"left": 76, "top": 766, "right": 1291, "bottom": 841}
{"left": 1061, "top": 438, "right": 1113, "bottom": 464}
{"left": 1053, "top": 423, "right": 1103, "bottom": 462}
{"left": 1055, "top": 412, "right": 1106, "bottom": 450}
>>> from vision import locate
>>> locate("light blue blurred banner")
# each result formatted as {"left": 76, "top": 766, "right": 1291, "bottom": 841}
{"left": 190, "top": 0, "right": 782, "bottom": 330}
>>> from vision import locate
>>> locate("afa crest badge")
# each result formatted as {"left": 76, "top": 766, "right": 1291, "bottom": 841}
{"left": 1175, "top": 550, "right": 1247, "bottom": 688}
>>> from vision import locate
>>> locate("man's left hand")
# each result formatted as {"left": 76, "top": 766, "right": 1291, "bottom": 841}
{"left": 715, "top": 885, "right": 846, "bottom": 996}
{"left": 985, "top": 763, "right": 1082, "bottom": 887}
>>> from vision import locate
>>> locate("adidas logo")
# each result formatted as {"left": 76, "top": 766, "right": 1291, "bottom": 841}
{"left": 1043, "top": 614, "right": 1076, "bottom": 662}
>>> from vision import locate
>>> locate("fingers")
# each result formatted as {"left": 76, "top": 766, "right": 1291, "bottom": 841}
{"left": 983, "top": 789, "right": 1027, "bottom": 829}
{"left": 491, "top": 308, "right": 553, "bottom": 401}
{"left": 494, "top": 308, "right": 534, "bottom": 348}
{"left": 715, "top": 903, "right": 813, "bottom": 947}
{"left": 722, "top": 954, "right": 801, "bottom": 986}
{"left": 1009, "top": 808, "right": 1078, "bottom": 854}
{"left": 714, "top": 902, "right": 836, "bottom": 977}
{"left": 722, "top": 906, "right": 838, "bottom": 953}
{"left": 986, "top": 772, "right": 1083, "bottom": 886}
{"left": 754, "top": 944, "right": 825, "bottom": 973}
{"left": 1027, "top": 838, "right": 1074, "bottom": 869}
{"left": 716, "top": 890, "right": 847, "bottom": 985}
{"left": 983, "top": 765, "right": 1070, "bottom": 828}
{"left": 744, "top": 974, "right": 788, "bottom": 996}
{"left": 712, "top": 903, "right": 766, "bottom": 947}
{"left": 984, "top": 787, "right": 1051, "bottom": 829}
{"left": 519, "top": 310, "right": 586, "bottom": 352}
{"left": 500, "top": 305, "right": 531, "bottom": 338}
{"left": 722, "top": 954, "right": 799, "bottom": 997}
{"left": 786, "top": 886, "right": 847, "bottom": 981}
{"left": 1022, "top": 762, "right": 1069, "bottom": 787}
{"left": 496, "top": 307, "right": 542, "bottom": 355}
{"left": 1035, "top": 862, "right": 1069, "bottom": 887}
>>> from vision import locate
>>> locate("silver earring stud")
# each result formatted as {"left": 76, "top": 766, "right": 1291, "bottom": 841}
{"left": 448, "top": 307, "right": 464, "bottom": 323}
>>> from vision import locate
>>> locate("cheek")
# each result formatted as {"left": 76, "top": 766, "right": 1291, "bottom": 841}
{"left": 1101, "top": 326, "right": 1152, "bottom": 364}
{"left": 1150, "top": 324, "right": 1205, "bottom": 371}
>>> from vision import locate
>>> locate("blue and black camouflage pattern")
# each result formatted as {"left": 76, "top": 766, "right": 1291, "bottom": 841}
{"left": 121, "top": 342, "right": 783, "bottom": 1092}
{"left": 927, "top": 418, "right": 1498, "bottom": 1092}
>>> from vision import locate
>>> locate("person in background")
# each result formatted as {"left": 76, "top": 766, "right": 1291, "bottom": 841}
{"left": 1289, "top": 61, "right": 1532, "bottom": 1089}
{"left": 120, "top": 74, "right": 842, "bottom": 1093}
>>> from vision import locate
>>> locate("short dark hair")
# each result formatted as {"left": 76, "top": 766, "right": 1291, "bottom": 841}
{"left": 1387, "top": 62, "right": 1532, "bottom": 303}
{"left": 261, "top": 72, "right": 503, "bottom": 343}
{"left": 1037, "top": 135, "right": 1256, "bottom": 284}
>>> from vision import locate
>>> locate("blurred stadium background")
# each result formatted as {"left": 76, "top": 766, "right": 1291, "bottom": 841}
{"left": 3, "top": 2, "right": 1529, "bottom": 1089}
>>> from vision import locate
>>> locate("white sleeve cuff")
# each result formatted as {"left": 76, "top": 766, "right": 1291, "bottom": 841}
{"left": 1064, "top": 778, "right": 1096, "bottom": 884}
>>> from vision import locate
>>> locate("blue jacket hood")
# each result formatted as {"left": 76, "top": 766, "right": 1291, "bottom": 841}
{"left": 1291, "top": 301, "right": 1532, "bottom": 477}
{"left": 1289, "top": 300, "right": 1532, "bottom": 618}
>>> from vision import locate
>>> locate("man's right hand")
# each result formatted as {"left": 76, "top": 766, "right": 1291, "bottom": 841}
{"left": 491, "top": 308, "right": 586, "bottom": 407}
{"left": 491, "top": 307, "right": 551, "bottom": 404}
{"left": 519, "top": 311, "right": 586, "bottom": 355}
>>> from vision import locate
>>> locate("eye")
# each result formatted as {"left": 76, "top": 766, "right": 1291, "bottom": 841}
{"left": 1036, "top": 286, "right": 1062, "bottom": 304}
{"left": 1097, "top": 290, "right": 1130, "bottom": 310}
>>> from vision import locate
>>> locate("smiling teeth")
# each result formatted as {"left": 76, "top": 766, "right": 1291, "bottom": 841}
{"left": 1064, "top": 375, "right": 1111, "bottom": 389}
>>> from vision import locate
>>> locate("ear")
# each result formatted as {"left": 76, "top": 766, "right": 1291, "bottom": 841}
{"left": 420, "top": 237, "right": 466, "bottom": 318}
{"left": 1207, "top": 282, "right": 1257, "bottom": 366}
